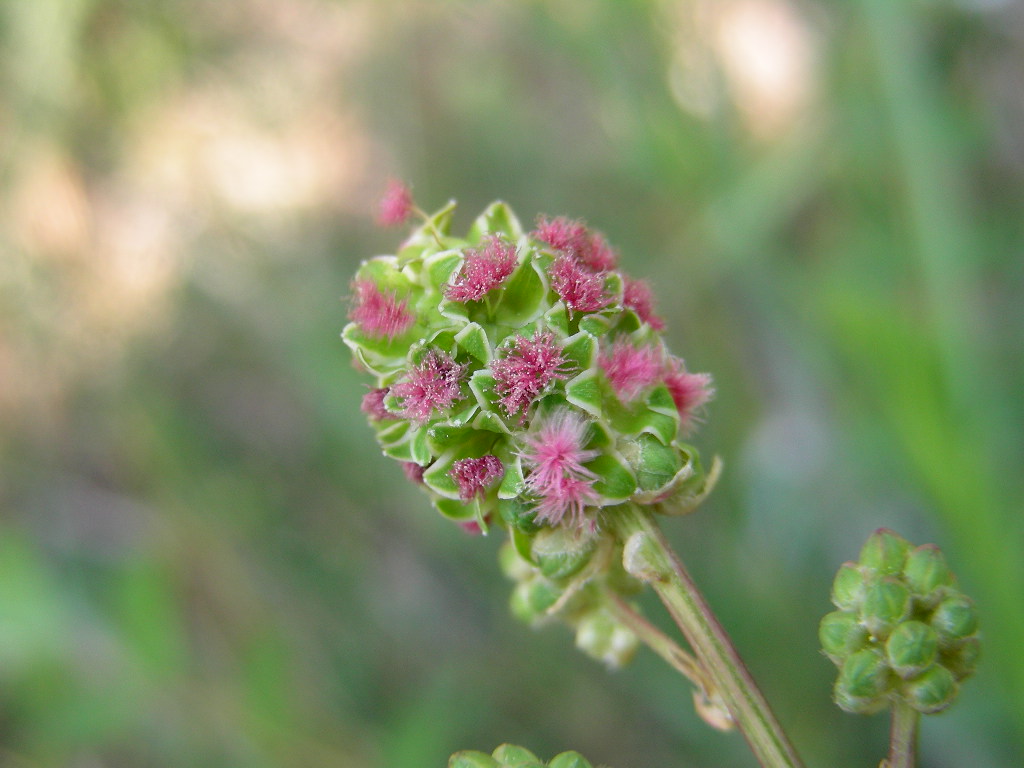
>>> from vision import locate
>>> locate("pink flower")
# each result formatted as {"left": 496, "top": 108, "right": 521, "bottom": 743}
{"left": 548, "top": 254, "right": 609, "bottom": 313}
{"left": 600, "top": 339, "right": 663, "bottom": 402}
{"left": 349, "top": 280, "right": 416, "bottom": 340}
{"left": 377, "top": 180, "right": 414, "bottom": 226}
{"left": 444, "top": 236, "right": 518, "bottom": 302}
{"left": 533, "top": 215, "right": 617, "bottom": 272}
{"left": 519, "top": 410, "right": 600, "bottom": 528}
{"left": 391, "top": 349, "right": 467, "bottom": 422}
{"left": 490, "top": 331, "right": 570, "bottom": 419}
{"left": 361, "top": 388, "right": 391, "bottom": 421}
{"left": 402, "top": 462, "right": 426, "bottom": 484}
{"left": 450, "top": 455, "right": 504, "bottom": 501}
{"left": 663, "top": 357, "right": 714, "bottom": 433}
{"left": 622, "top": 277, "right": 665, "bottom": 331}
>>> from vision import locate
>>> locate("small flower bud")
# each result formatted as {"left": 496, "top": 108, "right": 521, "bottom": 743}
{"left": 885, "top": 620, "right": 939, "bottom": 678}
{"left": 835, "top": 648, "right": 893, "bottom": 714}
{"left": 622, "top": 531, "right": 671, "bottom": 583}
{"left": 930, "top": 595, "right": 979, "bottom": 647}
{"left": 491, "top": 744, "right": 542, "bottom": 766}
{"left": 509, "top": 579, "right": 560, "bottom": 623}
{"left": 830, "top": 562, "right": 866, "bottom": 611}
{"left": 532, "top": 526, "right": 598, "bottom": 581}
{"left": 859, "top": 528, "right": 910, "bottom": 575}
{"left": 861, "top": 576, "right": 911, "bottom": 639}
{"left": 903, "top": 544, "right": 954, "bottom": 599}
{"left": 904, "top": 664, "right": 958, "bottom": 714}
{"left": 942, "top": 636, "right": 980, "bottom": 681}
{"left": 819, "top": 610, "right": 868, "bottom": 664}
{"left": 547, "top": 752, "right": 594, "bottom": 768}
{"left": 574, "top": 609, "right": 639, "bottom": 668}
{"left": 449, "top": 752, "right": 500, "bottom": 768}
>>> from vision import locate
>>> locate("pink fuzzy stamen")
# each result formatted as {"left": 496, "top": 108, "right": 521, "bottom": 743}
{"left": 519, "top": 410, "right": 600, "bottom": 529}
{"left": 450, "top": 455, "right": 504, "bottom": 502}
{"left": 401, "top": 462, "right": 426, "bottom": 484}
{"left": 548, "top": 254, "right": 610, "bottom": 313}
{"left": 622, "top": 277, "right": 665, "bottom": 331}
{"left": 361, "top": 388, "right": 391, "bottom": 421}
{"left": 490, "top": 331, "right": 570, "bottom": 419}
{"left": 377, "top": 180, "right": 414, "bottom": 226}
{"left": 533, "top": 215, "right": 617, "bottom": 272}
{"left": 663, "top": 357, "right": 714, "bottom": 433}
{"left": 349, "top": 280, "right": 416, "bottom": 341}
{"left": 600, "top": 339, "right": 663, "bottom": 402}
{"left": 444, "top": 236, "right": 518, "bottom": 302}
{"left": 391, "top": 349, "right": 467, "bottom": 423}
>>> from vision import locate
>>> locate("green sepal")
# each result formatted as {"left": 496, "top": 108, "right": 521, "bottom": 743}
{"left": 548, "top": 751, "right": 594, "bottom": 768}
{"left": 449, "top": 751, "right": 500, "bottom": 768}
{"left": 496, "top": 453, "right": 526, "bottom": 499}
{"left": 561, "top": 331, "right": 597, "bottom": 371}
{"left": 886, "top": 620, "right": 938, "bottom": 678}
{"left": 904, "top": 664, "right": 958, "bottom": 714}
{"left": 859, "top": 528, "right": 910, "bottom": 575}
{"left": 543, "top": 302, "right": 571, "bottom": 337}
{"left": 564, "top": 369, "right": 603, "bottom": 418}
{"left": 466, "top": 200, "right": 524, "bottom": 243}
{"left": 819, "top": 610, "right": 868, "bottom": 664}
{"left": 434, "top": 496, "right": 475, "bottom": 522}
{"left": 493, "top": 255, "right": 547, "bottom": 328}
{"left": 606, "top": 398, "right": 678, "bottom": 445}
{"left": 455, "top": 322, "right": 493, "bottom": 364}
{"left": 378, "top": 421, "right": 431, "bottom": 466}
{"left": 628, "top": 434, "right": 684, "bottom": 493}
{"left": 578, "top": 313, "right": 612, "bottom": 337}
{"left": 423, "top": 249, "right": 465, "bottom": 293}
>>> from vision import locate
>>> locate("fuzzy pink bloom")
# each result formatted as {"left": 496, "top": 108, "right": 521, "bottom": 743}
{"left": 361, "top": 388, "right": 391, "bottom": 421}
{"left": 599, "top": 339, "right": 663, "bottom": 402}
{"left": 444, "top": 236, "right": 518, "bottom": 302}
{"left": 622, "top": 277, "right": 665, "bottom": 331}
{"left": 377, "top": 180, "right": 414, "bottom": 226}
{"left": 349, "top": 280, "right": 416, "bottom": 340}
{"left": 450, "top": 455, "right": 504, "bottom": 502}
{"left": 391, "top": 349, "right": 467, "bottom": 422}
{"left": 520, "top": 410, "right": 600, "bottom": 528}
{"left": 548, "top": 254, "right": 609, "bottom": 313}
{"left": 401, "top": 462, "right": 426, "bottom": 484}
{"left": 663, "top": 358, "right": 714, "bottom": 432}
{"left": 533, "top": 216, "right": 617, "bottom": 272}
{"left": 490, "top": 331, "right": 570, "bottom": 419}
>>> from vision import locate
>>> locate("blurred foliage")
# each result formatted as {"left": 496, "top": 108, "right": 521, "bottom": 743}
{"left": 1, "top": 0, "right": 1022, "bottom": 767}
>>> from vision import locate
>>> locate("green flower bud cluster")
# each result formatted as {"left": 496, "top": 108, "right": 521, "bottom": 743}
{"left": 449, "top": 743, "right": 600, "bottom": 768}
{"left": 820, "top": 529, "right": 980, "bottom": 715}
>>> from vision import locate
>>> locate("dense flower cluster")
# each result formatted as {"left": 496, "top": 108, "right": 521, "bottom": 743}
{"left": 344, "top": 198, "right": 714, "bottom": 535}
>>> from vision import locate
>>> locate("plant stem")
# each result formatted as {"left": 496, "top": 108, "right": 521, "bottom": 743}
{"left": 613, "top": 504, "right": 805, "bottom": 768}
{"left": 886, "top": 699, "right": 919, "bottom": 768}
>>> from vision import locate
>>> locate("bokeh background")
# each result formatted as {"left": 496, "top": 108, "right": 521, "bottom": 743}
{"left": 2, "top": 1, "right": 1022, "bottom": 766}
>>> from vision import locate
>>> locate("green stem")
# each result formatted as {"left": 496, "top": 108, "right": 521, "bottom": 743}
{"left": 613, "top": 504, "right": 805, "bottom": 768}
{"left": 886, "top": 700, "right": 919, "bottom": 768}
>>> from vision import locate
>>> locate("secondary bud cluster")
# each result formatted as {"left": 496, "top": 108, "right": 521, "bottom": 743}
{"left": 820, "top": 529, "right": 979, "bottom": 715}
{"left": 449, "top": 744, "right": 598, "bottom": 768}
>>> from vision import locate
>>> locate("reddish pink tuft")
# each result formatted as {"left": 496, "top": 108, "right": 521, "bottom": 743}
{"left": 622, "top": 277, "right": 665, "bottom": 331}
{"left": 402, "top": 462, "right": 426, "bottom": 484}
{"left": 444, "top": 236, "right": 518, "bottom": 302}
{"left": 519, "top": 410, "right": 600, "bottom": 529}
{"left": 490, "top": 331, "right": 570, "bottom": 419}
{"left": 548, "top": 254, "right": 609, "bottom": 313}
{"left": 361, "top": 388, "right": 391, "bottom": 421}
{"left": 377, "top": 180, "right": 414, "bottom": 226}
{"left": 599, "top": 339, "right": 663, "bottom": 402}
{"left": 450, "top": 455, "right": 505, "bottom": 502}
{"left": 533, "top": 215, "right": 617, "bottom": 272}
{"left": 349, "top": 280, "right": 416, "bottom": 340}
{"left": 391, "top": 349, "right": 467, "bottom": 422}
{"left": 459, "top": 518, "right": 489, "bottom": 535}
{"left": 663, "top": 357, "right": 714, "bottom": 433}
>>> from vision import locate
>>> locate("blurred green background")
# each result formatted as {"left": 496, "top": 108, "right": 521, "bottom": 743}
{"left": 2, "top": 0, "right": 1022, "bottom": 766}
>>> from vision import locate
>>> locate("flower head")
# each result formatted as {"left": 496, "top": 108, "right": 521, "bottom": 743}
{"left": 600, "top": 340, "right": 663, "bottom": 403}
{"left": 549, "top": 254, "right": 609, "bottom": 313}
{"left": 663, "top": 357, "right": 714, "bottom": 432}
{"left": 444, "top": 236, "right": 518, "bottom": 302}
{"left": 349, "top": 279, "right": 416, "bottom": 340}
{"left": 377, "top": 179, "right": 414, "bottom": 226}
{"left": 450, "top": 455, "right": 505, "bottom": 501}
{"left": 520, "top": 410, "right": 600, "bottom": 529}
{"left": 490, "top": 331, "right": 570, "bottom": 420}
{"left": 622, "top": 277, "right": 665, "bottom": 331}
{"left": 391, "top": 349, "right": 467, "bottom": 422}
{"left": 533, "top": 215, "right": 617, "bottom": 272}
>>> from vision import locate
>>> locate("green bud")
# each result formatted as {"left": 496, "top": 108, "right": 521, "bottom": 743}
{"left": 904, "top": 664, "right": 958, "bottom": 714}
{"left": 622, "top": 531, "right": 671, "bottom": 583}
{"left": 942, "top": 635, "right": 980, "bottom": 681}
{"left": 886, "top": 620, "right": 938, "bottom": 679}
{"left": 831, "top": 562, "right": 865, "bottom": 611}
{"left": 574, "top": 610, "right": 638, "bottom": 668}
{"left": 861, "top": 576, "right": 911, "bottom": 639}
{"left": 449, "top": 752, "right": 500, "bottom": 768}
{"left": 548, "top": 752, "right": 594, "bottom": 768}
{"left": 837, "top": 648, "right": 892, "bottom": 703}
{"left": 532, "top": 527, "right": 597, "bottom": 581}
{"left": 491, "top": 744, "right": 541, "bottom": 765}
{"left": 903, "top": 544, "right": 954, "bottom": 599}
{"left": 509, "top": 579, "right": 560, "bottom": 623}
{"left": 819, "top": 610, "right": 868, "bottom": 663}
{"left": 859, "top": 528, "right": 910, "bottom": 575}
{"left": 930, "top": 595, "right": 978, "bottom": 646}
